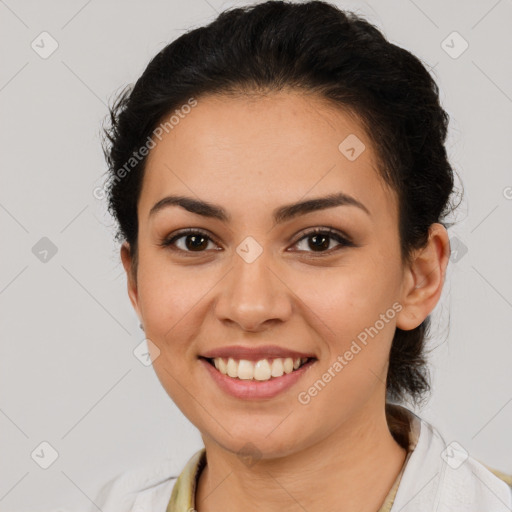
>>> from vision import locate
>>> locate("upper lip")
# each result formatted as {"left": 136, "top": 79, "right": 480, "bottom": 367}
{"left": 200, "top": 345, "right": 316, "bottom": 361}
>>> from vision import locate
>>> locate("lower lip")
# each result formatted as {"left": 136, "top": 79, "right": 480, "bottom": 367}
{"left": 199, "top": 358, "right": 316, "bottom": 399}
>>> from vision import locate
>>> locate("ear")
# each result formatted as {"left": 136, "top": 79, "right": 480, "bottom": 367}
{"left": 120, "top": 241, "right": 142, "bottom": 322}
{"left": 396, "top": 223, "right": 451, "bottom": 331}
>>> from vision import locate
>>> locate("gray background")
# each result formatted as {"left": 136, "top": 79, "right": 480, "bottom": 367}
{"left": 1, "top": 0, "right": 511, "bottom": 510}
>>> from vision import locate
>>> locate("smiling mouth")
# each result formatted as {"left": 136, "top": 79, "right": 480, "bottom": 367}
{"left": 200, "top": 356, "right": 316, "bottom": 382}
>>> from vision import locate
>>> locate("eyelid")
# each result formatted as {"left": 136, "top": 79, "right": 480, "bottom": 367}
{"left": 290, "top": 226, "right": 354, "bottom": 247}
{"left": 159, "top": 227, "right": 220, "bottom": 249}
{"left": 159, "top": 225, "right": 354, "bottom": 255}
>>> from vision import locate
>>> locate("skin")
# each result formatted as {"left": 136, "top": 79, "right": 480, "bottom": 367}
{"left": 120, "top": 90, "right": 450, "bottom": 512}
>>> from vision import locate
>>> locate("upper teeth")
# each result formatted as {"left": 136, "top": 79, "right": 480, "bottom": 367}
{"left": 212, "top": 357, "right": 308, "bottom": 381}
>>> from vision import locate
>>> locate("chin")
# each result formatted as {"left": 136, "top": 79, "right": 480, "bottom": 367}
{"left": 204, "top": 422, "right": 309, "bottom": 462}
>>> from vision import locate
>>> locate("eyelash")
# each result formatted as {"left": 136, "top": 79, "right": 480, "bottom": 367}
{"left": 159, "top": 227, "right": 355, "bottom": 256}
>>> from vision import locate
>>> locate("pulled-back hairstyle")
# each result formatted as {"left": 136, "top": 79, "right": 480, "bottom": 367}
{"left": 101, "top": 0, "right": 461, "bottom": 408}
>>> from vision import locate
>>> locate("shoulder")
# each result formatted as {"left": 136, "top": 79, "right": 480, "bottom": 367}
{"left": 93, "top": 459, "right": 179, "bottom": 512}
{"left": 418, "top": 417, "right": 512, "bottom": 502}
{"left": 481, "top": 463, "right": 512, "bottom": 488}
{"left": 388, "top": 405, "right": 512, "bottom": 510}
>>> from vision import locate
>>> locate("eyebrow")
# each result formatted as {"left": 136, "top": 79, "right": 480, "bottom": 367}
{"left": 149, "top": 192, "right": 370, "bottom": 224}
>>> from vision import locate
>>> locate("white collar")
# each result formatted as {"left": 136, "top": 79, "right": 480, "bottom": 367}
{"left": 391, "top": 405, "right": 512, "bottom": 511}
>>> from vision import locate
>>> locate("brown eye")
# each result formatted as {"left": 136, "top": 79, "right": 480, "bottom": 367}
{"left": 292, "top": 228, "right": 354, "bottom": 254}
{"left": 160, "top": 229, "right": 218, "bottom": 253}
{"left": 181, "top": 233, "right": 210, "bottom": 251}
{"left": 306, "top": 233, "right": 330, "bottom": 251}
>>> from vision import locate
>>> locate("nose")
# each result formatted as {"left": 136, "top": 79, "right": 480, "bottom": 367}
{"left": 214, "top": 247, "right": 293, "bottom": 333}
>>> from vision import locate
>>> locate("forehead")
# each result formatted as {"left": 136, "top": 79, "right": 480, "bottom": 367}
{"left": 139, "top": 91, "right": 396, "bottom": 224}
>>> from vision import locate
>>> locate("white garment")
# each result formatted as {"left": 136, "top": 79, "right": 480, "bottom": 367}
{"left": 93, "top": 407, "right": 512, "bottom": 511}
{"left": 92, "top": 461, "right": 178, "bottom": 512}
{"left": 391, "top": 409, "right": 512, "bottom": 511}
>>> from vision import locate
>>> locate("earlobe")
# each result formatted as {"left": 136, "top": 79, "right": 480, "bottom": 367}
{"left": 120, "top": 241, "right": 141, "bottom": 320}
{"left": 396, "top": 223, "right": 450, "bottom": 331}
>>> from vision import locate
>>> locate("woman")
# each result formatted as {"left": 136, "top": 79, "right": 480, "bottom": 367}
{"left": 95, "top": 1, "right": 512, "bottom": 510}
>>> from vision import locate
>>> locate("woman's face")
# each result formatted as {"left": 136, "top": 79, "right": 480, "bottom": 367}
{"left": 122, "top": 91, "right": 417, "bottom": 458}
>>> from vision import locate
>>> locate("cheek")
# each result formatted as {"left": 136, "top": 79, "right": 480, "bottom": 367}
{"left": 136, "top": 257, "right": 208, "bottom": 352}
{"left": 294, "top": 273, "right": 397, "bottom": 418}
{"left": 137, "top": 263, "right": 210, "bottom": 415}
{"left": 292, "top": 258, "right": 399, "bottom": 336}
{"left": 289, "top": 261, "right": 399, "bottom": 392}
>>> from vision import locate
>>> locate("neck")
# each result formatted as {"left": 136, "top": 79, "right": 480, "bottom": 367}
{"left": 195, "top": 401, "right": 408, "bottom": 512}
